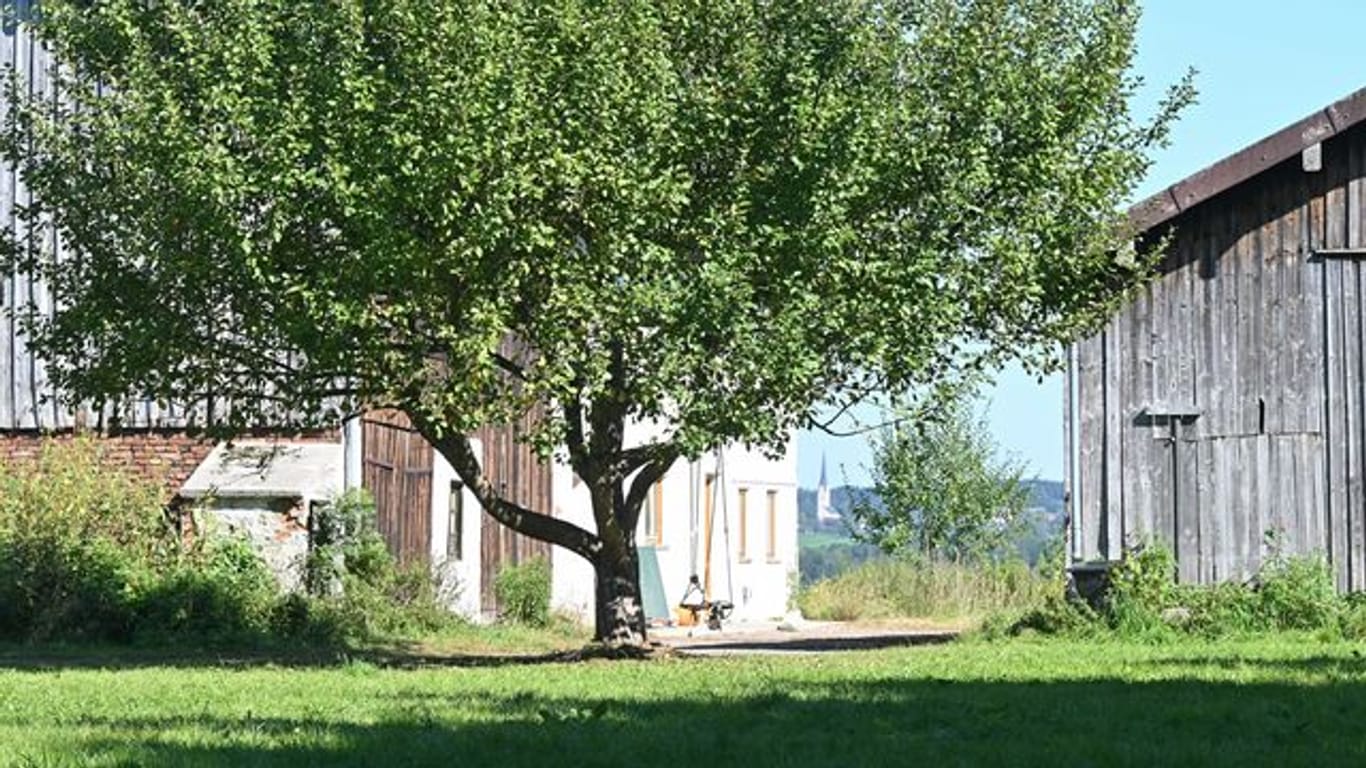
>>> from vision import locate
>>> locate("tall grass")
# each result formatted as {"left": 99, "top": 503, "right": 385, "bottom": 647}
{"left": 797, "top": 558, "right": 1050, "bottom": 622}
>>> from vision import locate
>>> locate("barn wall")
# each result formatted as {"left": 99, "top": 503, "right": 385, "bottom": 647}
{"left": 0, "top": 17, "right": 185, "bottom": 431}
{"left": 1071, "top": 123, "right": 1366, "bottom": 589}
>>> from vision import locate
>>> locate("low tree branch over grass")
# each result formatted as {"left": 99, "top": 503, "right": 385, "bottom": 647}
{"left": 0, "top": 0, "right": 1191, "bottom": 643}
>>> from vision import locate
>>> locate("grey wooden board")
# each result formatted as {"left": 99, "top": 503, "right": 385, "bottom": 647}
{"left": 1077, "top": 332, "right": 1104, "bottom": 561}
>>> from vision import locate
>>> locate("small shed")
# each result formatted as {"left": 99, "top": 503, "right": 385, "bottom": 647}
{"left": 180, "top": 442, "right": 343, "bottom": 590}
{"left": 1066, "top": 86, "right": 1366, "bottom": 590}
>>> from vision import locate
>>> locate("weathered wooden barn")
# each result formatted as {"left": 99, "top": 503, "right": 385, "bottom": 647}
{"left": 1066, "top": 85, "right": 1366, "bottom": 590}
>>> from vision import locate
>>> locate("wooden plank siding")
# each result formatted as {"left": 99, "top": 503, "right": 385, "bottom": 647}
{"left": 0, "top": 17, "right": 215, "bottom": 433}
{"left": 361, "top": 415, "right": 434, "bottom": 564}
{"left": 473, "top": 409, "right": 554, "bottom": 612}
{"left": 359, "top": 408, "right": 554, "bottom": 612}
{"left": 1069, "top": 121, "right": 1366, "bottom": 590}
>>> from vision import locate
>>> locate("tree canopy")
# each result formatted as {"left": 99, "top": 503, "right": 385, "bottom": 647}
{"left": 850, "top": 391, "right": 1032, "bottom": 562}
{"left": 0, "top": 0, "right": 1190, "bottom": 641}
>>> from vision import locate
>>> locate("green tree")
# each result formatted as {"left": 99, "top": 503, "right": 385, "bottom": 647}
{"left": 851, "top": 393, "right": 1031, "bottom": 562}
{"left": 0, "top": 0, "right": 1189, "bottom": 643}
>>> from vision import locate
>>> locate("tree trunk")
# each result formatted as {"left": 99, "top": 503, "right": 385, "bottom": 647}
{"left": 592, "top": 538, "right": 647, "bottom": 645}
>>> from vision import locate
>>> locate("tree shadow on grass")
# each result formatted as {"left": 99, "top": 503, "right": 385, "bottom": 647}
{"left": 0, "top": 643, "right": 589, "bottom": 671}
{"left": 39, "top": 675, "right": 1366, "bottom": 767}
{"left": 1138, "top": 652, "right": 1366, "bottom": 677}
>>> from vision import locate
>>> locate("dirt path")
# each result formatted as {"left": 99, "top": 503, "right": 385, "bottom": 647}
{"left": 654, "top": 620, "right": 961, "bottom": 656}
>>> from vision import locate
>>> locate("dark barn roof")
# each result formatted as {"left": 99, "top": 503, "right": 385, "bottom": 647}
{"left": 1130, "top": 85, "right": 1366, "bottom": 233}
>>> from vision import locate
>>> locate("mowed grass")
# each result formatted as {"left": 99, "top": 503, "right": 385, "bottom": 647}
{"left": 3, "top": 637, "right": 1366, "bottom": 766}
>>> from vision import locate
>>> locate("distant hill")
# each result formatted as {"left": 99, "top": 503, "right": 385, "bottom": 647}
{"left": 799, "top": 479, "right": 1063, "bottom": 531}
{"left": 796, "top": 479, "right": 1066, "bottom": 573}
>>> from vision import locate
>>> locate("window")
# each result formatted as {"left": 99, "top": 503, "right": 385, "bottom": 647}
{"left": 737, "top": 487, "right": 750, "bottom": 561}
{"left": 641, "top": 480, "right": 664, "bottom": 545}
{"left": 654, "top": 479, "right": 664, "bottom": 543}
{"left": 447, "top": 482, "right": 463, "bottom": 560}
{"left": 766, "top": 490, "right": 778, "bottom": 561}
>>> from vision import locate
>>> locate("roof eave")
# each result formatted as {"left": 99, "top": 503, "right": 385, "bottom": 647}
{"left": 1129, "top": 85, "right": 1366, "bottom": 234}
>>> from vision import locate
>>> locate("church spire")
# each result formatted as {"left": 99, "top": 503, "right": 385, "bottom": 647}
{"left": 816, "top": 453, "right": 837, "bottom": 524}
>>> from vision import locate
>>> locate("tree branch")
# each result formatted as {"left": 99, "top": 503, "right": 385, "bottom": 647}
{"left": 562, "top": 391, "right": 592, "bottom": 482}
{"left": 425, "top": 426, "right": 601, "bottom": 563}
{"left": 490, "top": 351, "right": 528, "bottom": 383}
{"left": 622, "top": 449, "right": 681, "bottom": 532}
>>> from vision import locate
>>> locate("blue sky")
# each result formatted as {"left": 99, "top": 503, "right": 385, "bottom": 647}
{"left": 796, "top": 0, "right": 1366, "bottom": 488}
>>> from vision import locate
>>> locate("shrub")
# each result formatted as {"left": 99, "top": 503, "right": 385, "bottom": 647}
{"left": 1257, "top": 553, "right": 1338, "bottom": 630}
{"left": 1176, "top": 581, "right": 1263, "bottom": 636}
{"left": 494, "top": 557, "right": 552, "bottom": 627}
{"left": 134, "top": 534, "right": 279, "bottom": 644}
{"left": 992, "top": 540, "right": 1352, "bottom": 640}
{"left": 989, "top": 593, "right": 1098, "bottom": 639}
{"left": 303, "top": 489, "right": 462, "bottom": 640}
{"left": 1338, "top": 593, "right": 1366, "bottom": 640}
{"left": 0, "top": 440, "right": 168, "bottom": 643}
{"left": 0, "top": 441, "right": 465, "bottom": 647}
{"left": 1105, "top": 544, "right": 1178, "bottom": 636}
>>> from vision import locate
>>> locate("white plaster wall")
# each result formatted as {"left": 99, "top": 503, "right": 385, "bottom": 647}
{"left": 550, "top": 430, "right": 799, "bottom": 624}
{"left": 201, "top": 497, "right": 311, "bottom": 592}
{"left": 551, "top": 460, "right": 597, "bottom": 620}
{"left": 429, "top": 438, "right": 486, "bottom": 619}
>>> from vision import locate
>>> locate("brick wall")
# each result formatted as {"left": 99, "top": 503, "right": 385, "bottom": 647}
{"left": 0, "top": 428, "right": 341, "bottom": 493}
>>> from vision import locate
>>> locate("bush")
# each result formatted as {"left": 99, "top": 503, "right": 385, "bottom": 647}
{"left": 992, "top": 540, "right": 1352, "bottom": 640}
{"left": 1105, "top": 544, "right": 1178, "bottom": 636}
{"left": 0, "top": 533, "right": 146, "bottom": 642}
{"left": 494, "top": 557, "right": 552, "bottom": 627}
{"left": 304, "top": 489, "right": 463, "bottom": 640}
{"left": 1257, "top": 553, "right": 1338, "bottom": 631}
{"left": 797, "top": 557, "right": 1051, "bottom": 622}
{"left": 0, "top": 440, "right": 462, "bottom": 647}
{"left": 134, "top": 534, "right": 279, "bottom": 644}
{"left": 0, "top": 440, "right": 168, "bottom": 643}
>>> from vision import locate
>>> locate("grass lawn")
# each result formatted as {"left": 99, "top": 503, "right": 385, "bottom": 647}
{"left": 3, "top": 635, "right": 1365, "bottom": 766}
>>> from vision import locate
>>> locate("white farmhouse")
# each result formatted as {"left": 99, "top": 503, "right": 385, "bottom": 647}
{"left": 550, "top": 436, "right": 800, "bottom": 625}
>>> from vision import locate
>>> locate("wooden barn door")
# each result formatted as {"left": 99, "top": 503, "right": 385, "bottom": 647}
{"left": 361, "top": 413, "right": 433, "bottom": 564}
{"left": 474, "top": 412, "right": 554, "bottom": 613}
{"left": 1321, "top": 250, "right": 1366, "bottom": 590}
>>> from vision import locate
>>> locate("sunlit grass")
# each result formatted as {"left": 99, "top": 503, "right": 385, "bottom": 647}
{"left": 2, "top": 636, "right": 1365, "bottom": 766}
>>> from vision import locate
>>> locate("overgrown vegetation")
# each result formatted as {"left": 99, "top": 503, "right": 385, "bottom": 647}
{"left": 798, "top": 557, "right": 1051, "bottom": 622}
{"left": 0, "top": 440, "right": 458, "bottom": 647}
{"left": 302, "top": 490, "right": 459, "bottom": 640}
{"left": 494, "top": 557, "right": 552, "bottom": 628}
{"left": 995, "top": 539, "right": 1366, "bottom": 641}
{"left": 797, "top": 532, "right": 885, "bottom": 584}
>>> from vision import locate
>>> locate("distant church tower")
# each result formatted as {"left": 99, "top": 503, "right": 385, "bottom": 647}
{"left": 816, "top": 453, "right": 839, "bottom": 525}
